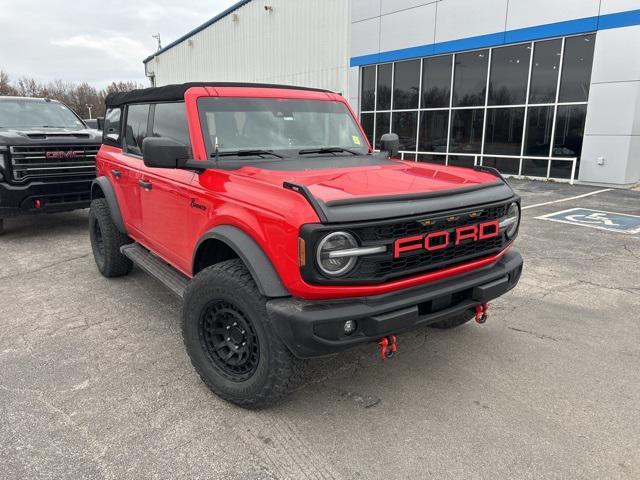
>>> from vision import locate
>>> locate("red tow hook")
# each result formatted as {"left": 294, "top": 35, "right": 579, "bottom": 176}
{"left": 475, "top": 303, "right": 489, "bottom": 324}
{"left": 377, "top": 335, "right": 397, "bottom": 360}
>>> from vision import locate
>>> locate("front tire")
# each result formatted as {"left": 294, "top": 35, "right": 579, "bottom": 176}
{"left": 89, "top": 198, "right": 133, "bottom": 277}
{"left": 183, "top": 259, "right": 302, "bottom": 408}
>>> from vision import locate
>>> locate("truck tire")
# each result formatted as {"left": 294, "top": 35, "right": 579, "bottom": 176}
{"left": 89, "top": 198, "right": 133, "bottom": 278}
{"left": 429, "top": 309, "right": 475, "bottom": 329}
{"left": 182, "top": 259, "right": 303, "bottom": 408}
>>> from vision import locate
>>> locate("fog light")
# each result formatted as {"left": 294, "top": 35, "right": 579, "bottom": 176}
{"left": 34, "top": 198, "right": 42, "bottom": 209}
{"left": 343, "top": 320, "right": 357, "bottom": 335}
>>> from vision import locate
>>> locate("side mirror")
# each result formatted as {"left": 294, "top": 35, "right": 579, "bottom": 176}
{"left": 96, "top": 117, "right": 105, "bottom": 131}
{"left": 142, "top": 137, "right": 191, "bottom": 169}
{"left": 380, "top": 133, "right": 399, "bottom": 158}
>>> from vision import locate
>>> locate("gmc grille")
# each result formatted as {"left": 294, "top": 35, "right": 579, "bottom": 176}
{"left": 9, "top": 145, "right": 98, "bottom": 182}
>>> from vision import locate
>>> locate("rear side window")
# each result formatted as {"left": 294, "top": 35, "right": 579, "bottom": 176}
{"left": 124, "top": 104, "right": 150, "bottom": 155}
{"left": 103, "top": 108, "right": 121, "bottom": 146}
{"left": 152, "top": 102, "right": 191, "bottom": 147}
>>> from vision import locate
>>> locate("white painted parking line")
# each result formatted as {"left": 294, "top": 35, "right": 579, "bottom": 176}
{"left": 536, "top": 207, "right": 640, "bottom": 234}
{"left": 522, "top": 188, "right": 612, "bottom": 210}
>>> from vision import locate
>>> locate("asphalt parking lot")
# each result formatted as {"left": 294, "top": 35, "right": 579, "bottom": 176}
{"left": 1, "top": 179, "right": 639, "bottom": 480}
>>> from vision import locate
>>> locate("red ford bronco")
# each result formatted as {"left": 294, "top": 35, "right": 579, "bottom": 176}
{"left": 90, "top": 83, "right": 522, "bottom": 408}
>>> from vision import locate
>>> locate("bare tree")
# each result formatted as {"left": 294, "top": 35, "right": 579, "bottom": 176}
{"left": 0, "top": 71, "right": 17, "bottom": 96}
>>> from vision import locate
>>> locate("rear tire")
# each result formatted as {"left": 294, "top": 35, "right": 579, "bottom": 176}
{"left": 429, "top": 309, "right": 475, "bottom": 329}
{"left": 183, "top": 259, "right": 302, "bottom": 408}
{"left": 89, "top": 198, "right": 133, "bottom": 277}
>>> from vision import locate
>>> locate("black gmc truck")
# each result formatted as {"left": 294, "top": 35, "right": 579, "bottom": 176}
{"left": 0, "top": 96, "right": 101, "bottom": 233}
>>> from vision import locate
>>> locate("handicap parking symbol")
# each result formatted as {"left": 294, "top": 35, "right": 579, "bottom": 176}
{"left": 536, "top": 208, "right": 640, "bottom": 234}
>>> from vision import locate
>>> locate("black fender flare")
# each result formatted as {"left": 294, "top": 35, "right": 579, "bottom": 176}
{"left": 194, "top": 225, "right": 290, "bottom": 298}
{"left": 91, "top": 176, "right": 127, "bottom": 234}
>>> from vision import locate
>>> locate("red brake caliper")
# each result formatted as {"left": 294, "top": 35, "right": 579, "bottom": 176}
{"left": 377, "top": 335, "right": 397, "bottom": 360}
{"left": 475, "top": 303, "right": 489, "bottom": 324}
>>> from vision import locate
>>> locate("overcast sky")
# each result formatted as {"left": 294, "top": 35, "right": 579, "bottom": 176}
{"left": 0, "top": 0, "right": 238, "bottom": 88}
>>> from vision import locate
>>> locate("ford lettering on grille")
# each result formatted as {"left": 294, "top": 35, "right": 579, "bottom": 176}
{"left": 393, "top": 220, "right": 500, "bottom": 258}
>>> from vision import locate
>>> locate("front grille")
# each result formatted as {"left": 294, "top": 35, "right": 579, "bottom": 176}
{"left": 302, "top": 201, "right": 513, "bottom": 285}
{"left": 351, "top": 203, "right": 509, "bottom": 282}
{"left": 9, "top": 145, "right": 98, "bottom": 182}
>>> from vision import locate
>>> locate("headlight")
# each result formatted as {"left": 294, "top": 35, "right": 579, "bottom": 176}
{"left": 316, "top": 231, "right": 358, "bottom": 277}
{"left": 500, "top": 202, "right": 520, "bottom": 239}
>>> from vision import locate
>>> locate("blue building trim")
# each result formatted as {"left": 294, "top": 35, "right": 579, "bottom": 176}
{"left": 350, "top": 9, "right": 640, "bottom": 67}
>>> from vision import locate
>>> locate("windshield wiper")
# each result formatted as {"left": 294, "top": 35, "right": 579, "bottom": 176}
{"left": 211, "top": 149, "right": 284, "bottom": 158}
{"left": 298, "top": 147, "right": 360, "bottom": 156}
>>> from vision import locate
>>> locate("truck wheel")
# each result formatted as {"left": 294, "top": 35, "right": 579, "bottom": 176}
{"left": 183, "top": 259, "right": 302, "bottom": 408}
{"left": 0, "top": 219, "right": 4, "bottom": 235}
{"left": 429, "top": 309, "right": 475, "bottom": 329}
{"left": 89, "top": 198, "right": 133, "bottom": 277}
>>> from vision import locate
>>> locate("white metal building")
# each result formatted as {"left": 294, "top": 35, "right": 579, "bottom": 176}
{"left": 143, "top": 0, "right": 640, "bottom": 187}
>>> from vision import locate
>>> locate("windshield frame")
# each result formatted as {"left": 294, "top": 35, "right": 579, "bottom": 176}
{"left": 196, "top": 96, "right": 370, "bottom": 160}
{"left": 0, "top": 99, "right": 87, "bottom": 130}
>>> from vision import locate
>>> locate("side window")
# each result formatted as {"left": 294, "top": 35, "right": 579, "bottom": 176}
{"left": 124, "top": 104, "right": 150, "bottom": 156}
{"left": 103, "top": 108, "right": 121, "bottom": 146}
{"left": 152, "top": 102, "right": 191, "bottom": 147}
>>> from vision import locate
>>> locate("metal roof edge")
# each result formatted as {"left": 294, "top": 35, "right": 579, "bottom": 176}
{"left": 142, "top": 0, "right": 254, "bottom": 64}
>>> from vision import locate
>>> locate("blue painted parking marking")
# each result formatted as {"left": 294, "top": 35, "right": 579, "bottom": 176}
{"left": 536, "top": 208, "right": 640, "bottom": 234}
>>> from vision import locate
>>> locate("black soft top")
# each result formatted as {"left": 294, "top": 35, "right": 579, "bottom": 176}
{"left": 104, "top": 82, "right": 333, "bottom": 108}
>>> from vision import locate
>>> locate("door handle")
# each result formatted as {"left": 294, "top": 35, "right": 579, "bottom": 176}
{"left": 111, "top": 169, "right": 122, "bottom": 178}
{"left": 138, "top": 179, "right": 152, "bottom": 190}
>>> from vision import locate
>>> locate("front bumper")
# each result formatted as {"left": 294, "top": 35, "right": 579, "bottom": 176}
{"left": 267, "top": 249, "right": 523, "bottom": 358}
{"left": 0, "top": 179, "right": 92, "bottom": 218}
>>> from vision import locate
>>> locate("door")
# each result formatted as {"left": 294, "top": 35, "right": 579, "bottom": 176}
{"left": 116, "top": 103, "right": 152, "bottom": 238}
{"left": 138, "top": 102, "right": 195, "bottom": 272}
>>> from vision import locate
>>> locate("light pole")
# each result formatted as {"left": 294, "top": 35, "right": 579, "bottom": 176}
{"left": 86, "top": 104, "right": 93, "bottom": 119}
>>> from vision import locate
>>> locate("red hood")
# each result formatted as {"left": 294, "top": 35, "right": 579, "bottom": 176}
{"left": 231, "top": 160, "right": 498, "bottom": 203}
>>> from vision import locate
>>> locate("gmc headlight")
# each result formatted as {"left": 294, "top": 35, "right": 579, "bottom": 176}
{"left": 500, "top": 202, "right": 520, "bottom": 239}
{"left": 315, "top": 231, "right": 387, "bottom": 277}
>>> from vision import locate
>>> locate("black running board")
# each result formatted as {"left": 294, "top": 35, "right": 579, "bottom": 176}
{"left": 121, "top": 243, "right": 189, "bottom": 298}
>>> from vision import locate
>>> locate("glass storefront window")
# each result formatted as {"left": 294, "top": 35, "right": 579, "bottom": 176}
{"left": 484, "top": 108, "right": 525, "bottom": 155}
{"left": 393, "top": 60, "right": 420, "bottom": 110}
{"left": 422, "top": 55, "right": 452, "bottom": 108}
{"left": 360, "top": 112, "right": 374, "bottom": 146}
{"left": 482, "top": 157, "right": 520, "bottom": 175}
{"left": 418, "top": 110, "right": 449, "bottom": 152}
{"left": 449, "top": 109, "right": 484, "bottom": 153}
{"left": 374, "top": 112, "right": 390, "bottom": 149}
{"left": 360, "top": 33, "right": 593, "bottom": 181}
{"left": 376, "top": 64, "right": 392, "bottom": 110}
{"left": 489, "top": 44, "right": 531, "bottom": 105}
{"left": 453, "top": 50, "right": 489, "bottom": 106}
{"left": 361, "top": 66, "right": 376, "bottom": 111}
{"left": 524, "top": 106, "right": 554, "bottom": 156}
{"left": 553, "top": 104, "right": 587, "bottom": 171}
{"left": 529, "top": 39, "right": 562, "bottom": 104}
{"left": 391, "top": 111, "right": 418, "bottom": 151}
{"left": 559, "top": 34, "right": 595, "bottom": 102}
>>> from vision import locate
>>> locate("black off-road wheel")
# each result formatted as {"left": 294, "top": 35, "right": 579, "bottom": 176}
{"left": 429, "top": 309, "right": 475, "bottom": 329}
{"left": 89, "top": 198, "right": 133, "bottom": 278}
{"left": 183, "top": 259, "right": 302, "bottom": 408}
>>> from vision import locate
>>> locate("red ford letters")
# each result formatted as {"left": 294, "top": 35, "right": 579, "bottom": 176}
{"left": 393, "top": 220, "right": 500, "bottom": 258}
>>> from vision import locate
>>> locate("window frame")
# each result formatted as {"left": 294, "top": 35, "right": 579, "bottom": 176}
{"left": 122, "top": 103, "right": 152, "bottom": 158}
{"left": 358, "top": 32, "right": 594, "bottom": 181}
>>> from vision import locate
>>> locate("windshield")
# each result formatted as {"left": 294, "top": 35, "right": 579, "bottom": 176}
{"left": 0, "top": 100, "right": 85, "bottom": 129}
{"left": 198, "top": 97, "right": 369, "bottom": 156}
